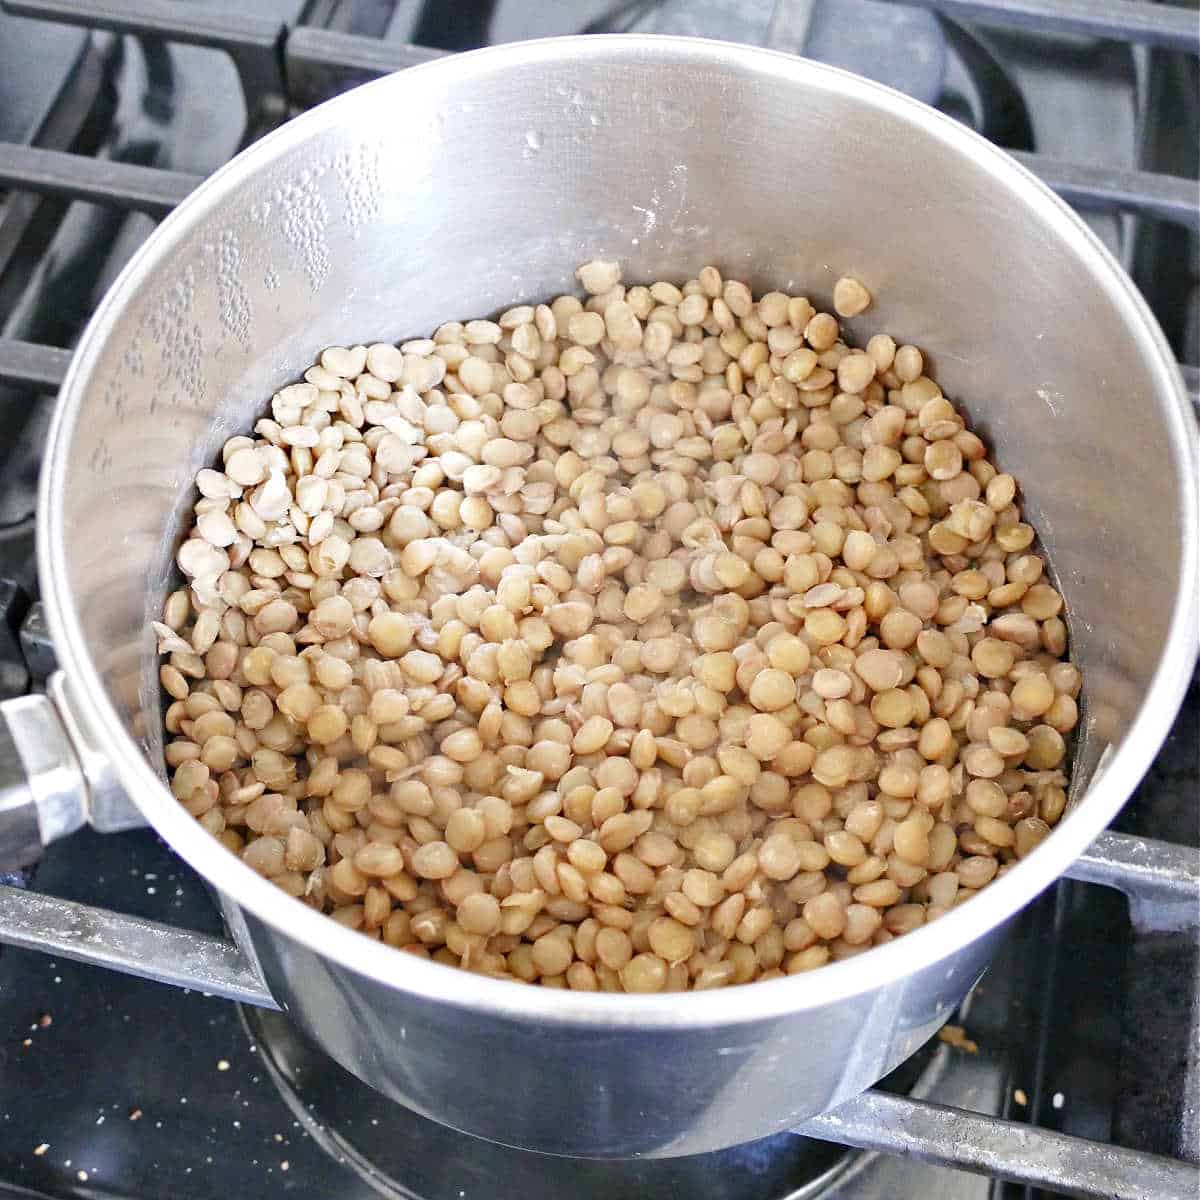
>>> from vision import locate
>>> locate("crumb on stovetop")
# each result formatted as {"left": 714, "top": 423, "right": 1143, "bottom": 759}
{"left": 33, "top": 1144, "right": 48, "bottom": 1157}
{"left": 938, "top": 1024, "right": 979, "bottom": 1054}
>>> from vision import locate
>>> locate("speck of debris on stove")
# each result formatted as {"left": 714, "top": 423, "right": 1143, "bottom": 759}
{"left": 76, "top": 1171, "right": 88, "bottom": 1183}
{"left": 937, "top": 1024, "right": 977, "bottom": 1054}
{"left": 33, "top": 1144, "right": 48, "bottom": 1156}
{"left": 1052, "top": 1092, "right": 1065, "bottom": 1109}
{"left": 1013, "top": 1088, "right": 1028, "bottom": 1107}
{"left": 146, "top": 887, "right": 157, "bottom": 895}
{"left": 96, "top": 1114, "right": 105, "bottom": 1125}
{"left": 37, "top": 1014, "right": 51, "bottom": 1028}
{"left": 274, "top": 1133, "right": 284, "bottom": 1142}
{"left": 129, "top": 1108, "right": 142, "bottom": 1121}
{"left": 281, "top": 1161, "right": 290, "bottom": 1172}
{"left": 217, "top": 1060, "right": 230, "bottom": 1071}
{"left": 22, "top": 1038, "right": 31, "bottom": 1048}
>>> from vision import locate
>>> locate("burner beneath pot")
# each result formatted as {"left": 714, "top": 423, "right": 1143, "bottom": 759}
{"left": 239, "top": 1005, "right": 941, "bottom": 1200}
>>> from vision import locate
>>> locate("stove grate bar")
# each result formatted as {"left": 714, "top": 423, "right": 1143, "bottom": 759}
{"left": 2, "top": 13, "right": 1196, "bottom": 232}
{"left": 798, "top": 1089, "right": 1199, "bottom": 1199}
{"left": 0, "top": 339, "right": 71, "bottom": 391}
{"left": 0, "top": 143, "right": 199, "bottom": 218}
{"left": 1011, "top": 151, "right": 1200, "bottom": 231}
{"left": 283, "top": 26, "right": 447, "bottom": 110}
{"left": 905, "top": 0, "right": 1200, "bottom": 52}
{"left": 1063, "top": 828, "right": 1200, "bottom": 931}
{"left": 286, "top": 24, "right": 446, "bottom": 76}
{"left": 0, "top": 877, "right": 1192, "bottom": 1198}
{"left": 1, "top": 0, "right": 287, "bottom": 114}
{"left": 0, "top": 884, "right": 280, "bottom": 1008}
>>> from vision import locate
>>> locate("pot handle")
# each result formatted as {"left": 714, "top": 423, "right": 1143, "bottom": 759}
{"left": 0, "top": 672, "right": 276, "bottom": 1007}
{"left": 0, "top": 690, "right": 88, "bottom": 870}
{"left": 0, "top": 671, "right": 146, "bottom": 871}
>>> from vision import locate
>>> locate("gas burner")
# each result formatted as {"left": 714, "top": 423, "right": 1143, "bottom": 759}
{"left": 241, "top": 1001, "right": 945, "bottom": 1200}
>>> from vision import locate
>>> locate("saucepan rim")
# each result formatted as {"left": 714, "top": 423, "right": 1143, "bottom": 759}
{"left": 40, "top": 35, "right": 1199, "bottom": 1027}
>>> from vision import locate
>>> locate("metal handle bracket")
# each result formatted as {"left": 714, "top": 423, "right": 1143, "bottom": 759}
{"left": 0, "top": 693, "right": 87, "bottom": 870}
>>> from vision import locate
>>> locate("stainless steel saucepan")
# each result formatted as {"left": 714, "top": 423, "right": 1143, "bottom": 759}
{"left": 0, "top": 36, "right": 1194, "bottom": 1159}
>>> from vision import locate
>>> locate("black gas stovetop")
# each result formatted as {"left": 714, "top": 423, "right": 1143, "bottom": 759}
{"left": 0, "top": 3, "right": 1195, "bottom": 1199}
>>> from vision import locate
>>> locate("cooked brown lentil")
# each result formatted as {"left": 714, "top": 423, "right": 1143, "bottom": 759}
{"left": 159, "top": 261, "right": 1080, "bottom": 992}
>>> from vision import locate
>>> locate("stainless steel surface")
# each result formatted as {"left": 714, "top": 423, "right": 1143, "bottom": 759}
{"left": 1065, "top": 827, "right": 1200, "bottom": 931}
{"left": 2, "top": 692, "right": 86, "bottom": 841}
{"left": 3, "top": 160, "right": 1195, "bottom": 405}
{"left": 0, "top": 678, "right": 138, "bottom": 866}
{"left": 0, "top": 143, "right": 199, "bottom": 216}
{"left": 285, "top": 25, "right": 447, "bottom": 108}
{"left": 286, "top": 23, "right": 445, "bottom": 73}
{"left": 908, "top": 0, "right": 1200, "bottom": 51}
{"left": 0, "top": 883, "right": 278, "bottom": 1006}
{"left": 0, "top": 701, "right": 43, "bottom": 869}
{"left": 48, "top": 671, "right": 146, "bottom": 833}
{"left": 21, "top": 36, "right": 1200, "bottom": 1156}
{"left": 0, "top": 691, "right": 86, "bottom": 868}
{"left": 798, "top": 1089, "right": 1200, "bottom": 1198}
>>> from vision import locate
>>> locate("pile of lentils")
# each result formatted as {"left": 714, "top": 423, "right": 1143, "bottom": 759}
{"left": 157, "top": 260, "right": 1080, "bottom": 993}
